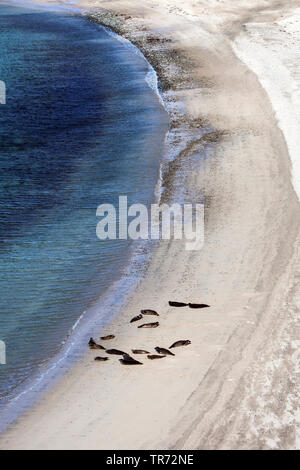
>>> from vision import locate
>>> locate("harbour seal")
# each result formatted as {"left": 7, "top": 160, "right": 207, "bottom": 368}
{"left": 132, "top": 349, "right": 150, "bottom": 354}
{"left": 105, "top": 349, "right": 127, "bottom": 355}
{"left": 119, "top": 354, "right": 143, "bottom": 365}
{"left": 94, "top": 356, "right": 109, "bottom": 362}
{"left": 123, "top": 353, "right": 142, "bottom": 363}
{"left": 147, "top": 354, "right": 166, "bottom": 360}
{"left": 89, "top": 338, "right": 106, "bottom": 350}
{"left": 155, "top": 347, "right": 175, "bottom": 356}
{"left": 138, "top": 322, "right": 159, "bottom": 329}
{"left": 141, "top": 309, "right": 159, "bottom": 316}
{"left": 188, "top": 303, "right": 210, "bottom": 309}
{"left": 169, "top": 340, "right": 191, "bottom": 349}
{"left": 130, "top": 314, "right": 143, "bottom": 323}
{"left": 168, "top": 301, "right": 188, "bottom": 307}
{"left": 100, "top": 335, "right": 115, "bottom": 340}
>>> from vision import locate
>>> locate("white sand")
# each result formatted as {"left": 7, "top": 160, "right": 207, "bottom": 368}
{"left": 234, "top": 8, "right": 300, "bottom": 200}
{"left": 1, "top": 0, "right": 299, "bottom": 450}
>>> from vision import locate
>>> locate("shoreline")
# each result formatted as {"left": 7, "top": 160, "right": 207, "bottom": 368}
{"left": 0, "top": 3, "right": 172, "bottom": 433}
{"left": 0, "top": 1, "right": 217, "bottom": 432}
{"left": 1, "top": 0, "right": 300, "bottom": 450}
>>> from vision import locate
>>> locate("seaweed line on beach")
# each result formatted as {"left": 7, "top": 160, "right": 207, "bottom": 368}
{"left": 86, "top": 8, "right": 219, "bottom": 207}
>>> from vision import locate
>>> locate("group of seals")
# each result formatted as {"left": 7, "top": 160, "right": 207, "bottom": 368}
{"left": 90, "top": 336, "right": 191, "bottom": 365}
{"left": 137, "top": 341, "right": 191, "bottom": 362}
{"left": 118, "top": 340, "right": 192, "bottom": 363}
{"left": 130, "top": 309, "right": 159, "bottom": 327}
{"left": 169, "top": 301, "right": 210, "bottom": 309}
{"left": 89, "top": 299, "right": 209, "bottom": 365}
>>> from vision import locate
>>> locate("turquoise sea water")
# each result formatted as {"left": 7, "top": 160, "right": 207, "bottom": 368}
{"left": 0, "top": 2, "right": 168, "bottom": 416}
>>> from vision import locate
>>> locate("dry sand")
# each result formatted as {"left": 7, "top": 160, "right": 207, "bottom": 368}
{"left": 1, "top": 0, "right": 299, "bottom": 450}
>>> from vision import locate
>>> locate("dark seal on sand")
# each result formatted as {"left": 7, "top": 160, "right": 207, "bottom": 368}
{"left": 168, "top": 301, "right": 188, "bottom": 307}
{"left": 188, "top": 303, "right": 210, "bottom": 309}
{"left": 132, "top": 349, "right": 150, "bottom": 354}
{"left": 119, "top": 354, "right": 143, "bottom": 365}
{"left": 141, "top": 309, "right": 159, "bottom": 316}
{"left": 94, "top": 356, "right": 109, "bottom": 362}
{"left": 130, "top": 314, "right": 143, "bottom": 323}
{"left": 105, "top": 349, "right": 127, "bottom": 356}
{"left": 147, "top": 354, "right": 166, "bottom": 360}
{"left": 89, "top": 338, "right": 106, "bottom": 350}
{"left": 138, "top": 322, "right": 159, "bottom": 329}
{"left": 169, "top": 340, "right": 191, "bottom": 349}
{"left": 100, "top": 335, "right": 115, "bottom": 340}
{"left": 155, "top": 347, "right": 175, "bottom": 356}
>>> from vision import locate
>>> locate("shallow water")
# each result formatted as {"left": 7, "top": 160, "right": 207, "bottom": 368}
{"left": 0, "top": 3, "right": 168, "bottom": 408}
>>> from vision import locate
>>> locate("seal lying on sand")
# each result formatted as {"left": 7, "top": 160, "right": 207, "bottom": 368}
{"left": 105, "top": 349, "right": 127, "bottom": 355}
{"left": 155, "top": 347, "right": 175, "bottom": 356}
{"left": 89, "top": 338, "right": 106, "bottom": 350}
{"left": 169, "top": 301, "right": 188, "bottom": 307}
{"left": 147, "top": 354, "right": 166, "bottom": 360}
{"left": 141, "top": 309, "right": 159, "bottom": 316}
{"left": 169, "top": 340, "right": 191, "bottom": 348}
{"left": 130, "top": 314, "right": 143, "bottom": 323}
{"left": 132, "top": 349, "right": 149, "bottom": 354}
{"left": 94, "top": 356, "right": 109, "bottom": 361}
{"left": 100, "top": 335, "right": 115, "bottom": 340}
{"left": 138, "top": 322, "right": 159, "bottom": 329}
{"left": 120, "top": 354, "right": 143, "bottom": 365}
{"left": 189, "top": 303, "right": 210, "bottom": 309}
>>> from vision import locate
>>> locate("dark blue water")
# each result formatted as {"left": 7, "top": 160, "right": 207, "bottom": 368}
{"left": 0, "top": 3, "right": 168, "bottom": 408}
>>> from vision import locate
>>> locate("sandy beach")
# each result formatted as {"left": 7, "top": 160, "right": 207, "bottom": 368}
{"left": 1, "top": 0, "right": 299, "bottom": 450}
